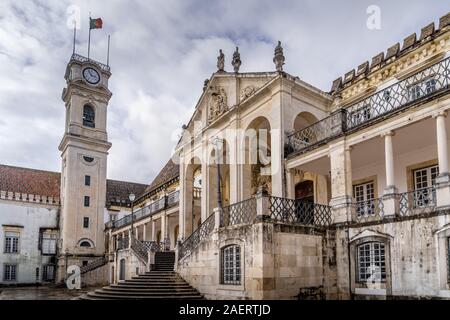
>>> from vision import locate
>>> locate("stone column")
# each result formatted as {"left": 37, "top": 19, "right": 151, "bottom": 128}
{"left": 143, "top": 223, "right": 147, "bottom": 241}
{"left": 286, "top": 168, "right": 296, "bottom": 199}
{"left": 255, "top": 187, "right": 270, "bottom": 219}
{"left": 228, "top": 119, "right": 240, "bottom": 204}
{"left": 434, "top": 111, "right": 450, "bottom": 208}
{"left": 151, "top": 220, "right": 156, "bottom": 241}
{"left": 128, "top": 229, "right": 132, "bottom": 249}
{"left": 328, "top": 141, "right": 353, "bottom": 224}
{"left": 178, "top": 159, "right": 186, "bottom": 241}
{"left": 382, "top": 131, "right": 399, "bottom": 217}
{"left": 161, "top": 215, "right": 167, "bottom": 242}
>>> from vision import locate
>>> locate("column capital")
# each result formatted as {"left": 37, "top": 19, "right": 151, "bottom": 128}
{"left": 432, "top": 110, "right": 448, "bottom": 119}
{"left": 381, "top": 130, "right": 395, "bottom": 138}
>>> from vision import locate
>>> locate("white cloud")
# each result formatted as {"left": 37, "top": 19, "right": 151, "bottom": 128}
{"left": 0, "top": 0, "right": 448, "bottom": 184}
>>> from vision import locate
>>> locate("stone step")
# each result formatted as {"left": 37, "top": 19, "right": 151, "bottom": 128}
{"left": 84, "top": 292, "right": 203, "bottom": 300}
{"left": 102, "top": 287, "right": 199, "bottom": 294}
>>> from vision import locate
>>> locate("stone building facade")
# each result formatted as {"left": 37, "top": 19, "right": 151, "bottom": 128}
{"left": 1, "top": 11, "right": 450, "bottom": 300}
{"left": 106, "top": 12, "right": 450, "bottom": 300}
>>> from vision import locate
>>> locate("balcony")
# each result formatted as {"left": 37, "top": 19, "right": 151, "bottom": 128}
{"left": 70, "top": 53, "right": 111, "bottom": 72}
{"left": 109, "top": 191, "right": 180, "bottom": 230}
{"left": 287, "top": 57, "right": 450, "bottom": 157}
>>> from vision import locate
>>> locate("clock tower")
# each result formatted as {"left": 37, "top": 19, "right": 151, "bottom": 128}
{"left": 57, "top": 54, "right": 112, "bottom": 280}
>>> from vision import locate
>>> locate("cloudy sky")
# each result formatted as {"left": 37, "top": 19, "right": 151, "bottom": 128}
{"left": 0, "top": 1, "right": 448, "bottom": 184}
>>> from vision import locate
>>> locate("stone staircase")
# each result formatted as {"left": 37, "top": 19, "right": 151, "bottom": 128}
{"left": 77, "top": 252, "right": 203, "bottom": 300}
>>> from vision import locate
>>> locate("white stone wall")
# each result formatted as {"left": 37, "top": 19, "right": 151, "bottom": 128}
{"left": 0, "top": 199, "right": 58, "bottom": 285}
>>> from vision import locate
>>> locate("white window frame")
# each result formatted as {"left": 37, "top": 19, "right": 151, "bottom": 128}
{"left": 354, "top": 181, "right": 375, "bottom": 216}
{"left": 4, "top": 231, "right": 20, "bottom": 254}
{"left": 413, "top": 164, "right": 438, "bottom": 207}
{"left": 357, "top": 242, "right": 386, "bottom": 283}
{"left": 3, "top": 264, "right": 17, "bottom": 281}
{"left": 42, "top": 233, "right": 57, "bottom": 255}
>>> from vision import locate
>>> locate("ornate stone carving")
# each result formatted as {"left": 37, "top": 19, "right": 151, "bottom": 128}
{"left": 240, "top": 86, "right": 256, "bottom": 102}
{"left": 231, "top": 47, "right": 241, "bottom": 73}
{"left": 203, "top": 79, "right": 209, "bottom": 92}
{"left": 273, "top": 41, "right": 285, "bottom": 72}
{"left": 217, "top": 49, "right": 225, "bottom": 72}
{"left": 208, "top": 86, "right": 228, "bottom": 123}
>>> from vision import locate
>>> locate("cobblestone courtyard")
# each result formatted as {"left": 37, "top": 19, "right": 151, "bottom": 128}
{"left": 0, "top": 287, "right": 94, "bottom": 300}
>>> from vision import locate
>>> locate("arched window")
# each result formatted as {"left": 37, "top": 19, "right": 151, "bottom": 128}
{"left": 220, "top": 245, "right": 241, "bottom": 285}
{"left": 357, "top": 242, "right": 386, "bottom": 283}
{"left": 83, "top": 105, "right": 95, "bottom": 128}
{"left": 78, "top": 239, "right": 94, "bottom": 248}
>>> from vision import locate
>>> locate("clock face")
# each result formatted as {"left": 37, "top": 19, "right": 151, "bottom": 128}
{"left": 82, "top": 68, "right": 100, "bottom": 85}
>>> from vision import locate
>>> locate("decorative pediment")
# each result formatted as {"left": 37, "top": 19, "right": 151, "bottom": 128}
{"left": 350, "top": 229, "right": 393, "bottom": 243}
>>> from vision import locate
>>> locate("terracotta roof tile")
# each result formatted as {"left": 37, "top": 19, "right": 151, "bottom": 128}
{"left": 144, "top": 159, "right": 180, "bottom": 194}
{"left": 0, "top": 165, "right": 60, "bottom": 197}
{"left": 0, "top": 164, "right": 147, "bottom": 207}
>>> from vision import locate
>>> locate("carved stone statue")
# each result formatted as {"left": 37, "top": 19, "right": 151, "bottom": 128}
{"left": 240, "top": 86, "right": 256, "bottom": 101}
{"left": 273, "top": 41, "right": 285, "bottom": 72}
{"left": 203, "top": 79, "right": 209, "bottom": 92}
{"left": 217, "top": 49, "right": 225, "bottom": 72}
{"left": 232, "top": 47, "right": 241, "bottom": 73}
{"left": 208, "top": 87, "right": 228, "bottom": 122}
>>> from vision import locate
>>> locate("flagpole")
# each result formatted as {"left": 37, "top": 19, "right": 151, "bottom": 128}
{"left": 72, "top": 21, "right": 77, "bottom": 55}
{"left": 88, "top": 12, "right": 91, "bottom": 59}
{"left": 107, "top": 35, "right": 111, "bottom": 66}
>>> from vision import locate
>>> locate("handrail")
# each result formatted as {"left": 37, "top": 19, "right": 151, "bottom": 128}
{"left": 71, "top": 53, "right": 111, "bottom": 72}
{"left": 112, "top": 191, "right": 180, "bottom": 230}
{"left": 178, "top": 213, "right": 215, "bottom": 260}
{"left": 80, "top": 256, "right": 108, "bottom": 275}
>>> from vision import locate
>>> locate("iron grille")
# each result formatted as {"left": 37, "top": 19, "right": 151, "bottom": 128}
{"left": 221, "top": 245, "right": 241, "bottom": 285}
{"left": 287, "top": 57, "right": 450, "bottom": 156}
{"left": 117, "top": 237, "right": 129, "bottom": 250}
{"left": 354, "top": 197, "right": 385, "bottom": 223}
{"left": 131, "top": 237, "right": 150, "bottom": 263}
{"left": 79, "top": 256, "right": 108, "bottom": 275}
{"left": 178, "top": 213, "right": 215, "bottom": 260}
{"left": 398, "top": 187, "right": 436, "bottom": 217}
{"left": 222, "top": 198, "right": 257, "bottom": 227}
{"left": 269, "top": 197, "right": 332, "bottom": 228}
{"left": 142, "top": 241, "right": 165, "bottom": 252}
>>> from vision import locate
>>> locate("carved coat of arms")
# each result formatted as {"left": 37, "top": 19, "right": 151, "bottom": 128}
{"left": 208, "top": 87, "right": 228, "bottom": 123}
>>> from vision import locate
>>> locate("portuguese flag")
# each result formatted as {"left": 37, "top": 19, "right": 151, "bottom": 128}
{"left": 90, "top": 18, "right": 103, "bottom": 30}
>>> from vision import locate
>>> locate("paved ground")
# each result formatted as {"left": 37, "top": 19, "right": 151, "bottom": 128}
{"left": 0, "top": 286, "right": 95, "bottom": 300}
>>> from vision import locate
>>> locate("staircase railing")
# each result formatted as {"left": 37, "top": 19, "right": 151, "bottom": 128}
{"left": 80, "top": 256, "right": 108, "bottom": 275}
{"left": 131, "top": 237, "right": 150, "bottom": 264}
{"left": 178, "top": 213, "right": 215, "bottom": 260}
{"left": 142, "top": 240, "right": 166, "bottom": 252}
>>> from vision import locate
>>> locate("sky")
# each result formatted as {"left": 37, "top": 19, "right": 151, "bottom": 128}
{"left": 0, "top": 0, "right": 449, "bottom": 185}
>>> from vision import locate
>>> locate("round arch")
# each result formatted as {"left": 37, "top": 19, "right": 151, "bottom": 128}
{"left": 77, "top": 238, "right": 95, "bottom": 248}
{"left": 293, "top": 111, "right": 319, "bottom": 132}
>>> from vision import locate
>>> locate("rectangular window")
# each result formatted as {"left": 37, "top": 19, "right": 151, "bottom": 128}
{"left": 36, "top": 267, "right": 40, "bottom": 282}
{"left": 3, "top": 264, "right": 17, "bottom": 281}
{"left": 413, "top": 164, "right": 438, "bottom": 207}
{"left": 85, "top": 175, "right": 91, "bottom": 186}
{"left": 83, "top": 217, "right": 90, "bottom": 229}
{"left": 43, "top": 265, "right": 55, "bottom": 282}
{"left": 84, "top": 196, "right": 90, "bottom": 207}
{"left": 357, "top": 242, "right": 386, "bottom": 283}
{"left": 42, "top": 233, "right": 57, "bottom": 255}
{"left": 408, "top": 76, "right": 437, "bottom": 101}
{"left": 4, "top": 231, "right": 19, "bottom": 254}
{"left": 221, "top": 245, "right": 241, "bottom": 285}
{"left": 353, "top": 181, "right": 375, "bottom": 216}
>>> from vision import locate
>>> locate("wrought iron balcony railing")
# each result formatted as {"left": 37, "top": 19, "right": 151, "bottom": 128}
{"left": 111, "top": 191, "right": 180, "bottom": 230}
{"left": 142, "top": 241, "right": 166, "bottom": 252}
{"left": 354, "top": 197, "right": 385, "bottom": 223}
{"left": 178, "top": 213, "right": 215, "bottom": 260}
{"left": 269, "top": 196, "right": 333, "bottom": 228}
{"left": 222, "top": 198, "right": 257, "bottom": 227}
{"left": 287, "top": 56, "right": 450, "bottom": 156}
{"left": 80, "top": 256, "right": 108, "bottom": 275}
{"left": 71, "top": 53, "right": 111, "bottom": 72}
{"left": 398, "top": 187, "right": 436, "bottom": 217}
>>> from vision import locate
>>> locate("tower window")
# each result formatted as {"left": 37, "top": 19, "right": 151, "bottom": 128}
{"left": 80, "top": 241, "right": 92, "bottom": 248}
{"left": 84, "top": 196, "right": 90, "bottom": 207}
{"left": 83, "top": 156, "right": 94, "bottom": 163}
{"left": 82, "top": 105, "right": 95, "bottom": 128}
{"left": 83, "top": 217, "right": 90, "bottom": 229}
{"left": 85, "top": 175, "right": 91, "bottom": 186}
